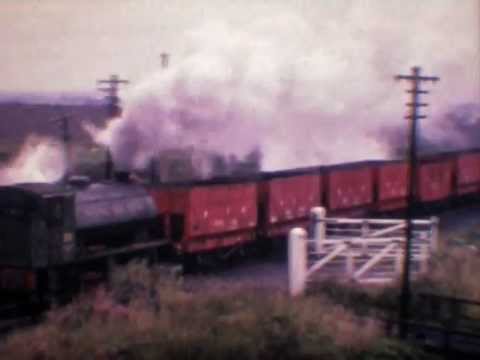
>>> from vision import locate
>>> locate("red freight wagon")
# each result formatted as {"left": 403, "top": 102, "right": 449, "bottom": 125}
{"left": 377, "top": 162, "right": 409, "bottom": 211}
{"left": 149, "top": 187, "right": 170, "bottom": 213}
{"left": 417, "top": 160, "right": 454, "bottom": 203}
{"left": 154, "top": 183, "right": 258, "bottom": 253}
{"left": 326, "top": 163, "right": 375, "bottom": 214}
{"left": 261, "top": 173, "right": 321, "bottom": 237}
{"left": 456, "top": 152, "right": 480, "bottom": 195}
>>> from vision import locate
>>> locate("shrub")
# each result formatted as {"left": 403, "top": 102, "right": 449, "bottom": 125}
{"left": 0, "top": 261, "right": 428, "bottom": 360}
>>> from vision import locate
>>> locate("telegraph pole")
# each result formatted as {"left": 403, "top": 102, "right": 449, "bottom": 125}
{"left": 51, "top": 115, "right": 73, "bottom": 182}
{"left": 160, "top": 52, "right": 169, "bottom": 69}
{"left": 97, "top": 74, "right": 129, "bottom": 179}
{"left": 97, "top": 74, "right": 129, "bottom": 117}
{"left": 395, "top": 66, "right": 439, "bottom": 338}
{"left": 150, "top": 53, "right": 170, "bottom": 184}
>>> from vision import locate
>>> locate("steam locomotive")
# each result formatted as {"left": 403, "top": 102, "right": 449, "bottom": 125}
{"left": 1, "top": 147, "right": 480, "bottom": 307}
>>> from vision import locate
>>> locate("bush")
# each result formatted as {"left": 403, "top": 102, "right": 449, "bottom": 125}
{"left": 0, "top": 260, "right": 429, "bottom": 360}
{"left": 309, "top": 250, "right": 480, "bottom": 328}
{"left": 419, "top": 247, "right": 480, "bottom": 299}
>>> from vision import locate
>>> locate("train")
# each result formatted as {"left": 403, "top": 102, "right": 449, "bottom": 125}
{"left": 1, "top": 147, "right": 480, "bottom": 307}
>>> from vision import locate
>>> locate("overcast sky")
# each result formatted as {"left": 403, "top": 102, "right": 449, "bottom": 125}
{"left": 1, "top": 0, "right": 479, "bottom": 98}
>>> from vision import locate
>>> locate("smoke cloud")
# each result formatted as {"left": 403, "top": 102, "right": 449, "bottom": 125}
{"left": 88, "top": 1, "right": 479, "bottom": 172}
{"left": 0, "top": 136, "right": 66, "bottom": 185}
{"left": 384, "top": 103, "right": 480, "bottom": 157}
{"left": 425, "top": 103, "right": 480, "bottom": 151}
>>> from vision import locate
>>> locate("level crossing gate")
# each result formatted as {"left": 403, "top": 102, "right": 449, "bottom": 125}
{"left": 288, "top": 207, "right": 439, "bottom": 296}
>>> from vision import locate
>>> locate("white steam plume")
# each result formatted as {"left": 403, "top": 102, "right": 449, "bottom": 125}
{"left": 0, "top": 136, "right": 66, "bottom": 185}
{"left": 89, "top": 1, "right": 479, "bottom": 171}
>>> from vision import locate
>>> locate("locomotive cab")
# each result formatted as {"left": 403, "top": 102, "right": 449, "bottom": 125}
{"left": 0, "top": 181, "right": 161, "bottom": 297}
{"left": 0, "top": 184, "right": 76, "bottom": 269}
{"left": 0, "top": 184, "right": 76, "bottom": 294}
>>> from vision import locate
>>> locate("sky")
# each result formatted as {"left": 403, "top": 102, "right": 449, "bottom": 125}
{"left": 2, "top": 0, "right": 298, "bottom": 93}
{"left": 1, "top": 0, "right": 479, "bottom": 96}
{"left": 0, "top": 0, "right": 479, "bottom": 178}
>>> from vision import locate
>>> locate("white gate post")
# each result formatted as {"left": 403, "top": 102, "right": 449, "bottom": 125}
{"left": 310, "top": 207, "right": 326, "bottom": 253}
{"left": 288, "top": 228, "right": 308, "bottom": 297}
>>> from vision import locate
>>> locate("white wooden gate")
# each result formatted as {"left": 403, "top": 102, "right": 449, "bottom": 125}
{"left": 289, "top": 207, "right": 439, "bottom": 296}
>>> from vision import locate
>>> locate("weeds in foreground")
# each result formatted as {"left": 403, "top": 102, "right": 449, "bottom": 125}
{"left": 421, "top": 246, "right": 480, "bottom": 300}
{"left": 0, "top": 261, "right": 429, "bottom": 360}
{"left": 313, "top": 233, "right": 480, "bottom": 327}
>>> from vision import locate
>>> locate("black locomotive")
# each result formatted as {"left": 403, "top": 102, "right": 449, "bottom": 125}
{"left": 0, "top": 179, "right": 164, "bottom": 307}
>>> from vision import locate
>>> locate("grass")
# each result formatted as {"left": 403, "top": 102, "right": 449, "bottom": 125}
{"left": 418, "top": 247, "right": 480, "bottom": 299}
{"left": 7, "top": 218, "right": 479, "bottom": 359}
{"left": 0, "top": 261, "right": 431, "bottom": 360}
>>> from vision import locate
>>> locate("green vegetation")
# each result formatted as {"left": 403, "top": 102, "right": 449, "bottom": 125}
{"left": 315, "top": 227, "right": 480, "bottom": 311}
{"left": 0, "top": 261, "right": 431, "bottom": 360}
{"left": 310, "top": 245, "right": 480, "bottom": 317}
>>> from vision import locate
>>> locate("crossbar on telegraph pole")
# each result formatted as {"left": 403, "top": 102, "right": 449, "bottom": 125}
{"left": 96, "top": 74, "right": 129, "bottom": 179}
{"left": 97, "top": 74, "right": 129, "bottom": 118}
{"left": 395, "top": 66, "right": 439, "bottom": 339}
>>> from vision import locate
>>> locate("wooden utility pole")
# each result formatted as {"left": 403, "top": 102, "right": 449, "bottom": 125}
{"left": 51, "top": 115, "right": 73, "bottom": 182}
{"left": 97, "top": 74, "right": 129, "bottom": 179}
{"left": 160, "top": 52, "right": 170, "bottom": 69}
{"left": 97, "top": 74, "right": 129, "bottom": 117}
{"left": 150, "top": 53, "right": 170, "bottom": 184}
{"left": 395, "top": 66, "right": 439, "bottom": 339}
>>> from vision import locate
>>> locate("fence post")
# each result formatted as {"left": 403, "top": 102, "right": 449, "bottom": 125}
{"left": 311, "top": 207, "right": 326, "bottom": 253}
{"left": 288, "top": 228, "right": 308, "bottom": 297}
{"left": 430, "top": 216, "right": 439, "bottom": 252}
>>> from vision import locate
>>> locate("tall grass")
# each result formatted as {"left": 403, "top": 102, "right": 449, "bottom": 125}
{"left": 415, "top": 248, "right": 480, "bottom": 299}
{"left": 0, "top": 261, "right": 428, "bottom": 360}
{"left": 312, "top": 229, "right": 480, "bottom": 327}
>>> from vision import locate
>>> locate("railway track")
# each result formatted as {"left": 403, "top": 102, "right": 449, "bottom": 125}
{"left": 384, "top": 316, "right": 480, "bottom": 358}
{"left": 0, "top": 302, "right": 40, "bottom": 338}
